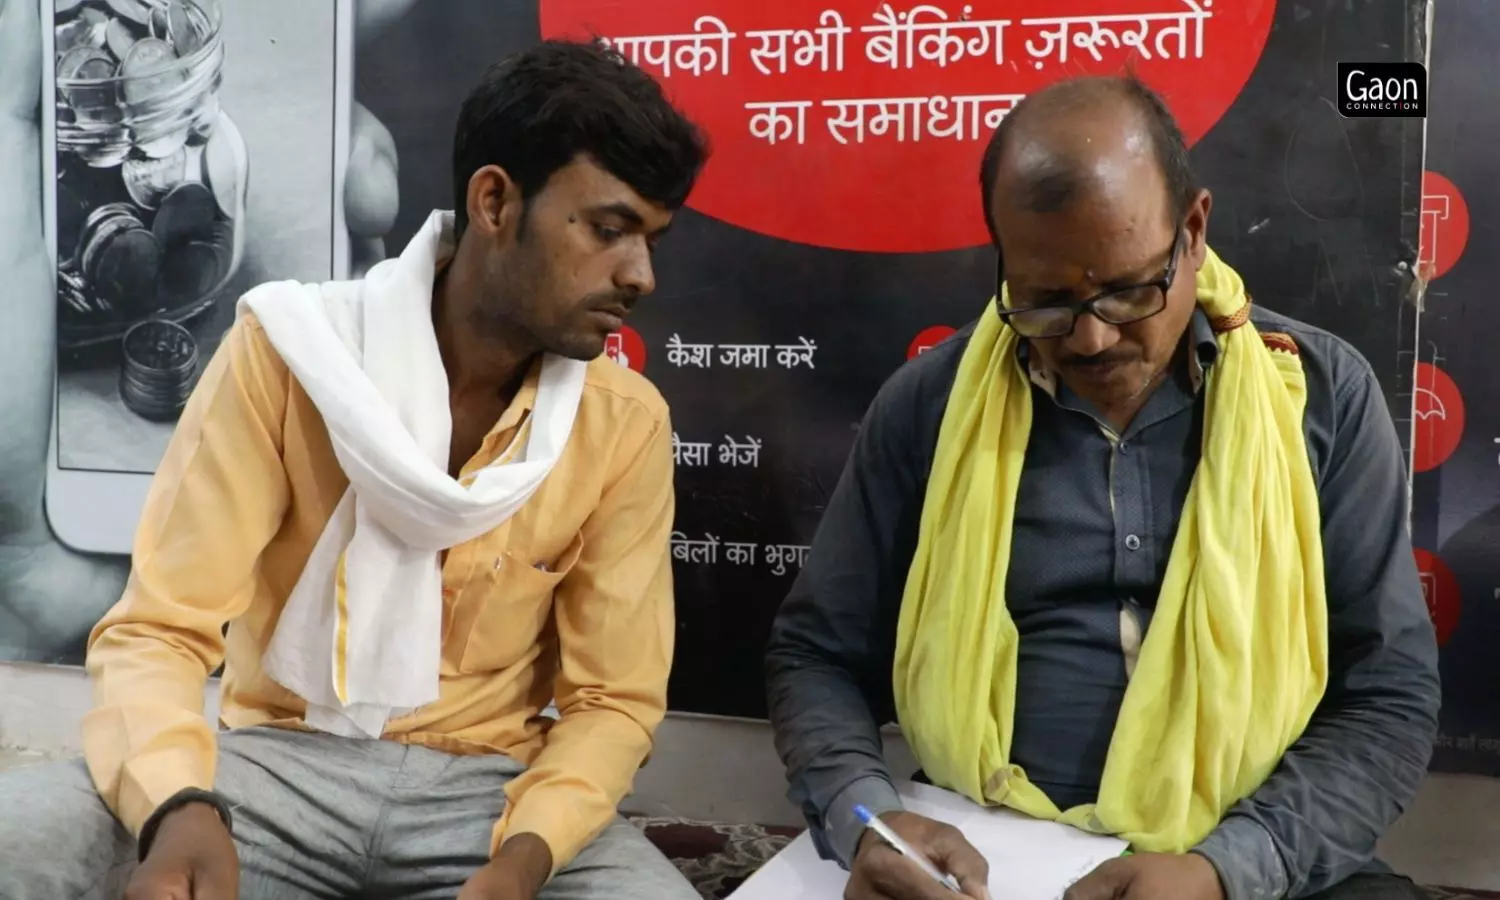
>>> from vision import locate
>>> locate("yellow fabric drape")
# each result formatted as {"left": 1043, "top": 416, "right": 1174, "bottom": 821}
{"left": 892, "top": 245, "right": 1328, "bottom": 852}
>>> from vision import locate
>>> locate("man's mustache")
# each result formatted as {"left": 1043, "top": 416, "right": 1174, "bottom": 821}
{"left": 1060, "top": 350, "right": 1137, "bottom": 368}
{"left": 586, "top": 290, "right": 638, "bottom": 316}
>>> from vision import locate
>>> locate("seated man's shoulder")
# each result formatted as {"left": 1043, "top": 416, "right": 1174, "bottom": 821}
{"left": 875, "top": 320, "right": 976, "bottom": 413}
{"left": 230, "top": 276, "right": 356, "bottom": 361}
{"left": 582, "top": 355, "right": 670, "bottom": 429}
{"left": 241, "top": 273, "right": 351, "bottom": 300}
{"left": 1248, "top": 303, "right": 1380, "bottom": 399}
{"left": 220, "top": 283, "right": 294, "bottom": 351}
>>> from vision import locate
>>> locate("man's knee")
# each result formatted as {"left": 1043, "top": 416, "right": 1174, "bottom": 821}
{"left": 545, "top": 818, "right": 699, "bottom": 900}
{"left": 0, "top": 759, "right": 136, "bottom": 899}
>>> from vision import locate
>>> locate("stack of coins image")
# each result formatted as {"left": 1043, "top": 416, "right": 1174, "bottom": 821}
{"left": 120, "top": 318, "right": 200, "bottom": 421}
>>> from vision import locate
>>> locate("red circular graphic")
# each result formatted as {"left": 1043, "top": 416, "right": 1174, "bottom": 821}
{"left": 908, "top": 325, "right": 957, "bottom": 359}
{"left": 1413, "top": 548, "right": 1461, "bottom": 648}
{"left": 1412, "top": 362, "right": 1465, "bottom": 473}
{"left": 540, "top": 1, "right": 1275, "bottom": 253}
{"left": 605, "top": 324, "right": 648, "bottom": 373}
{"left": 1418, "top": 171, "right": 1470, "bottom": 281}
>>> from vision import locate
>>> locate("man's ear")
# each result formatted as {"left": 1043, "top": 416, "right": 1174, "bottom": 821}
{"left": 465, "top": 165, "right": 524, "bottom": 240}
{"left": 1185, "top": 188, "right": 1213, "bottom": 269}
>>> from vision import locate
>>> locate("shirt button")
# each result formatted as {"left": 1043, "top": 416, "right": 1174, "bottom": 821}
{"left": 1124, "top": 534, "right": 1142, "bottom": 551}
{"left": 1118, "top": 441, "right": 1129, "bottom": 453}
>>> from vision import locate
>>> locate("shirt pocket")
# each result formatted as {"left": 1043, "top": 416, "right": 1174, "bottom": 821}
{"left": 455, "top": 533, "right": 585, "bottom": 675}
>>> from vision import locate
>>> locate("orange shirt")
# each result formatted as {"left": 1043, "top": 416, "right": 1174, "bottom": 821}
{"left": 82, "top": 309, "right": 676, "bottom": 873}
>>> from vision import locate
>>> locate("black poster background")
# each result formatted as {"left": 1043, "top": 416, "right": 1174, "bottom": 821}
{"left": 355, "top": 0, "right": 1428, "bottom": 720}
{"left": 1413, "top": 0, "right": 1500, "bottom": 776}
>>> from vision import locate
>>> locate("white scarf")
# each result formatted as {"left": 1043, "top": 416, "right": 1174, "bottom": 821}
{"left": 243, "top": 210, "right": 588, "bottom": 739}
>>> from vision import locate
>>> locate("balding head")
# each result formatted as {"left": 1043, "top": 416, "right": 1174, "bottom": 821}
{"left": 979, "top": 76, "right": 1199, "bottom": 245}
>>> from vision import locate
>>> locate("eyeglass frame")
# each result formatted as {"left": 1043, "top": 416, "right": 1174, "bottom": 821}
{"left": 994, "top": 225, "right": 1187, "bottom": 339}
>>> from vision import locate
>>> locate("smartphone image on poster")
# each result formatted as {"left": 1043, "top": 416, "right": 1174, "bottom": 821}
{"left": 41, "top": 0, "right": 353, "bottom": 555}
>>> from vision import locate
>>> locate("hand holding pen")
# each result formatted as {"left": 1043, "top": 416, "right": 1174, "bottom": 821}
{"left": 847, "top": 807, "right": 992, "bottom": 900}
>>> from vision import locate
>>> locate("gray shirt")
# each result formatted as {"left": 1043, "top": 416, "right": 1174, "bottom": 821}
{"left": 765, "top": 306, "right": 1440, "bottom": 900}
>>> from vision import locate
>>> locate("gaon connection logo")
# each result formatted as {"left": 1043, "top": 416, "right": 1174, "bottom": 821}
{"left": 1337, "top": 62, "right": 1427, "bottom": 118}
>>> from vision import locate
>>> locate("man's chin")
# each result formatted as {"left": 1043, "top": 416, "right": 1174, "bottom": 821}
{"left": 546, "top": 332, "right": 608, "bottom": 362}
{"left": 1060, "top": 363, "right": 1151, "bottom": 405}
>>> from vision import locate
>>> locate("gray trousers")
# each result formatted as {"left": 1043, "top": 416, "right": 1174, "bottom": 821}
{"left": 0, "top": 726, "right": 700, "bottom": 900}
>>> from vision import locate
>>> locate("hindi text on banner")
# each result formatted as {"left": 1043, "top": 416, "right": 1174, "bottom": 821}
{"left": 603, "top": 15, "right": 737, "bottom": 78}
{"left": 747, "top": 9, "right": 851, "bottom": 76}
{"left": 862, "top": 3, "right": 1010, "bottom": 70}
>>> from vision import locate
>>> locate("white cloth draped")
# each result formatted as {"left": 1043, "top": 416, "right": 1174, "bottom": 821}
{"left": 243, "top": 210, "right": 587, "bottom": 738}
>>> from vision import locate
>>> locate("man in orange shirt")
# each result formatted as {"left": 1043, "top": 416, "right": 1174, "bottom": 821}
{"left": 0, "top": 38, "right": 707, "bottom": 900}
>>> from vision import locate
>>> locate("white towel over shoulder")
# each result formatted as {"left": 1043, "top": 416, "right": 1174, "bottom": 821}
{"left": 243, "top": 210, "right": 587, "bottom": 739}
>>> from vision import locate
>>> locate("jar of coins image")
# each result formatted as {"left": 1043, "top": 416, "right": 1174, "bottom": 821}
{"left": 53, "top": 0, "right": 247, "bottom": 419}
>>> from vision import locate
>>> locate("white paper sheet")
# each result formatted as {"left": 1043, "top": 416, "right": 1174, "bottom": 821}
{"left": 728, "top": 781, "right": 1128, "bottom": 900}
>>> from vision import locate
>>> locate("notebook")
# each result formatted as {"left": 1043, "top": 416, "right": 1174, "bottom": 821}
{"left": 727, "top": 780, "right": 1128, "bottom": 900}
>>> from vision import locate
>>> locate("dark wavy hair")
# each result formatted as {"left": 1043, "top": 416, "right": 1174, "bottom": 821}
{"left": 451, "top": 39, "right": 708, "bottom": 239}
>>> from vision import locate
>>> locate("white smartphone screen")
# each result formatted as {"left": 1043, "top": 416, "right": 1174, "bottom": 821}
{"left": 42, "top": 0, "right": 352, "bottom": 555}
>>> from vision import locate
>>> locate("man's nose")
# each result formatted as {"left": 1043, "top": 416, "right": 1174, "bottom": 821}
{"left": 1064, "top": 312, "right": 1120, "bottom": 358}
{"left": 615, "top": 243, "right": 657, "bottom": 297}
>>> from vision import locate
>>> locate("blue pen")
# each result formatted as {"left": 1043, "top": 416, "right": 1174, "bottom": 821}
{"left": 854, "top": 804, "right": 963, "bottom": 893}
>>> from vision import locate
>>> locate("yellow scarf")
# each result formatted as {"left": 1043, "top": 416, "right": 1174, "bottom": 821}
{"left": 893, "top": 245, "right": 1328, "bottom": 852}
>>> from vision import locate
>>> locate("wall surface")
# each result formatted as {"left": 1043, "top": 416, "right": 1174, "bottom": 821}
{"left": 1408, "top": 0, "right": 1500, "bottom": 778}
{"left": 2, "top": 662, "right": 1497, "bottom": 892}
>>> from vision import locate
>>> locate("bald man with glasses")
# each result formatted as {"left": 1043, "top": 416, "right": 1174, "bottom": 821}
{"left": 765, "top": 75, "right": 1438, "bottom": 900}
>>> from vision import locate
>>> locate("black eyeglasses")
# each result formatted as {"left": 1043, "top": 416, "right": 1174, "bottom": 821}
{"left": 996, "top": 227, "right": 1185, "bottom": 339}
